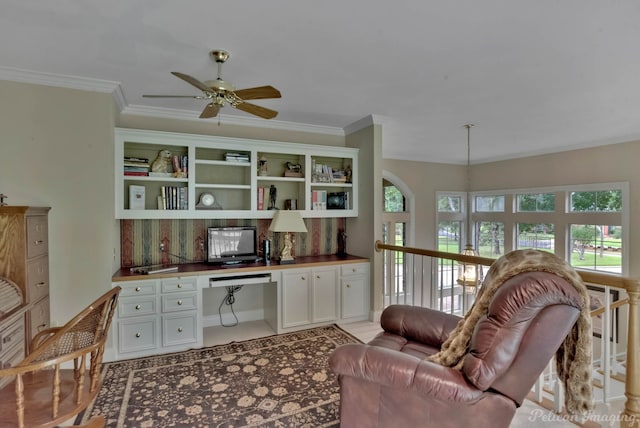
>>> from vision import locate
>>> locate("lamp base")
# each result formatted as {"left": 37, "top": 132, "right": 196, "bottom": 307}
{"left": 278, "top": 258, "right": 296, "bottom": 265}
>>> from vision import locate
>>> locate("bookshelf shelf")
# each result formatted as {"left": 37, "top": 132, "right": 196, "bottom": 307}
{"left": 115, "top": 128, "right": 358, "bottom": 219}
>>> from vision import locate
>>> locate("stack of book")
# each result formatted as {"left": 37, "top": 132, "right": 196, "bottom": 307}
{"left": 158, "top": 186, "right": 188, "bottom": 210}
{"left": 124, "top": 156, "right": 150, "bottom": 176}
{"left": 311, "top": 190, "right": 327, "bottom": 210}
{"left": 225, "top": 152, "right": 250, "bottom": 163}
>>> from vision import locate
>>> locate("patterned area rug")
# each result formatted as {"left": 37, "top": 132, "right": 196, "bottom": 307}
{"left": 78, "top": 325, "right": 360, "bottom": 427}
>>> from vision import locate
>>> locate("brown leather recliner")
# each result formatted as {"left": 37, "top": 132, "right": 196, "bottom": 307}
{"left": 330, "top": 271, "right": 584, "bottom": 427}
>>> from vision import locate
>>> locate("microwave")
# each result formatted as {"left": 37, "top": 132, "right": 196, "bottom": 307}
{"left": 327, "top": 192, "right": 347, "bottom": 210}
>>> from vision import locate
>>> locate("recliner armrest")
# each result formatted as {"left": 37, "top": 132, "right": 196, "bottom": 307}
{"left": 330, "top": 343, "right": 483, "bottom": 402}
{"left": 380, "top": 305, "right": 461, "bottom": 347}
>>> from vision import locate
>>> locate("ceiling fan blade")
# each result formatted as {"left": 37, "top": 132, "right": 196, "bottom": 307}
{"left": 234, "top": 102, "right": 278, "bottom": 119}
{"left": 143, "top": 94, "right": 205, "bottom": 99}
{"left": 171, "top": 72, "right": 212, "bottom": 93}
{"left": 233, "top": 85, "right": 281, "bottom": 100}
{"left": 200, "top": 103, "right": 220, "bottom": 118}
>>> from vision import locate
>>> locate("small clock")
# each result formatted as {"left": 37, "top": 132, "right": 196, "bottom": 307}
{"left": 199, "top": 192, "right": 215, "bottom": 207}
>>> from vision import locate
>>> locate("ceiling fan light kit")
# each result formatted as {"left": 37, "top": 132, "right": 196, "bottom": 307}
{"left": 143, "top": 49, "right": 281, "bottom": 120}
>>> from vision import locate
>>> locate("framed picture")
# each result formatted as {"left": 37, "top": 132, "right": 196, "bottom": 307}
{"left": 587, "top": 285, "right": 619, "bottom": 342}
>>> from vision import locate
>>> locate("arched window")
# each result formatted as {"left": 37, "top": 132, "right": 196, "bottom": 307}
{"left": 382, "top": 175, "right": 412, "bottom": 305}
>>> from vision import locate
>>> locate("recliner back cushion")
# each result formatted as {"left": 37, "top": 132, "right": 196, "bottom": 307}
{"left": 462, "top": 272, "right": 582, "bottom": 394}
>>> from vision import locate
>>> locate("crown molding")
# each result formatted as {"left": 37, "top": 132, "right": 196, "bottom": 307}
{"left": 122, "top": 104, "right": 344, "bottom": 136}
{"left": 0, "top": 66, "right": 120, "bottom": 93}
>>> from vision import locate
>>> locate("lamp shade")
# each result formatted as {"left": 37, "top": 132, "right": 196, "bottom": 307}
{"left": 268, "top": 210, "right": 307, "bottom": 233}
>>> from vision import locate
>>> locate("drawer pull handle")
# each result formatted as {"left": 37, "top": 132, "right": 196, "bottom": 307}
{"left": 346, "top": 284, "right": 351, "bottom": 288}
{"left": 352, "top": 268, "right": 356, "bottom": 272}
{"left": 177, "top": 327, "right": 183, "bottom": 333}
{"left": 36, "top": 282, "right": 46, "bottom": 287}
{"left": 177, "top": 300, "right": 183, "bottom": 306}
{"left": 316, "top": 275, "right": 320, "bottom": 279}
{"left": 34, "top": 240, "right": 44, "bottom": 245}
{"left": 135, "top": 287, "right": 141, "bottom": 292}
{"left": 135, "top": 304, "right": 142, "bottom": 310}
{"left": 301, "top": 276, "right": 305, "bottom": 280}
{"left": 177, "top": 284, "right": 183, "bottom": 288}
{"left": 38, "top": 323, "right": 47, "bottom": 331}
{"left": 135, "top": 332, "right": 141, "bottom": 338}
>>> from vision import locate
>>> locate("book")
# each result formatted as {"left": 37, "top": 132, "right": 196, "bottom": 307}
{"left": 129, "top": 185, "right": 146, "bottom": 210}
{"left": 258, "top": 186, "right": 264, "bottom": 210}
{"left": 160, "top": 187, "right": 167, "bottom": 210}
{"left": 124, "top": 171, "right": 148, "bottom": 176}
{"left": 124, "top": 156, "right": 149, "bottom": 163}
{"left": 130, "top": 265, "right": 179, "bottom": 275}
{"left": 124, "top": 162, "right": 151, "bottom": 168}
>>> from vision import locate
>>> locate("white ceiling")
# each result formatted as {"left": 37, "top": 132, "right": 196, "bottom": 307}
{"left": 2, "top": 1, "right": 639, "bottom": 164}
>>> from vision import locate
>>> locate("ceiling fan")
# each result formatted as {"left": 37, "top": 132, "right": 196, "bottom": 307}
{"left": 143, "top": 50, "right": 281, "bottom": 120}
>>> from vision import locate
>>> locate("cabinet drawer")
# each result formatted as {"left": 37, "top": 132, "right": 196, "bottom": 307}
{"left": 118, "top": 297, "right": 157, "bottom": 317}
{"left": 26, "top": 215, "right": 48, "bottom": 258}
{"left": 1, "top": 340, "right": 25, "bottom": 370}
{"left": 29, "top": 296, "right": 50, "bottom": 339}
{"left": 162, "top": 312, "right": 197, "bottom": 347}
{"left": 341, "top": 263, "right": 369, "bottom": 276}
{"left": 118, "top": 318, "right": 157, "bottom": 354}
{"left": 118, "top": 281, "right": 157, "bottom": 297}
{"left": 162, "top": 293, "right": 197, "bottom": 313}
{"left": 161, "top": 277, "right": 197, "bottom": 293}
{"left": 26, "top": 256, "right": 49, "bottom": 303}
{"left": 0, "top": 316, "right": 25, "bottom": 356}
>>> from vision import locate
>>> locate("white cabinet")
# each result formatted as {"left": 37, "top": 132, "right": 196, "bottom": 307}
{"left": 113, "top": 276, "right": 200, "bottom": 360}
{"left": 110, "top": 259, "right": 369, "bottom": 360}
{"left": 281, "top": 266, "right": 339, "bottom": 329}
{"left": 115, "top": 128, "right": 358, "bottom": 219}
{"left": 340, "top": 263, "right": 370, "bottom": 321}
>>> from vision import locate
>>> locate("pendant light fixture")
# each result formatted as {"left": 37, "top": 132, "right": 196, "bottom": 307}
{"left": 458, "top": 124, "right": 482, "bottom": 290}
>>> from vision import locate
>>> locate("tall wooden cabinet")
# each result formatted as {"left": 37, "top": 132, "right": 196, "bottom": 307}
{"left": 0, "top": 206, "right": 51, "bottom": 350}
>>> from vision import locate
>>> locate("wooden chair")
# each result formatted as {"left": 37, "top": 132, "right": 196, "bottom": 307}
{"left": 0, "top": 286, "right": 121, "bottom": 428}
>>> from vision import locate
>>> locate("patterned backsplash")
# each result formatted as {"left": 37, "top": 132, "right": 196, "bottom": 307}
{"left": 120, "top": 217, "right": 346, "bottom": 267}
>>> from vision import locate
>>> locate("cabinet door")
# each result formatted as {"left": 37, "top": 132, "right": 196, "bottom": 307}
{"left": 162, "top": 312, "right": 198, "bottom": 347}
{"left": 312, "top": 267, "right": 339, "bottom": 323}
{"left": 118, "top": 317, "right": 157, "bottom": 354}
{"left": 341, "top": 275, "right": 368, "bottom": 320}
{"left": 281, "top": 270, "right": 311, "bottom": 328}
{"left": 341, "top": 263, "right": 369, "bottom": 320}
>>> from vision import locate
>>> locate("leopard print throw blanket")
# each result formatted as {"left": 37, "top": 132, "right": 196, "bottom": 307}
{"left": 428, "top": 249, "right": 593, "bottom": 415}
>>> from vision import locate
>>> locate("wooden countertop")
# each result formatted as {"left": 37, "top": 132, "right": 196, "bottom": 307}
{"left": 112, "top": 254, "right": 368, "bottom": 282}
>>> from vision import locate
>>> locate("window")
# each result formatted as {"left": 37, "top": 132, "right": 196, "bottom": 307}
{"left": 517, "top": 223, "right": 554, "bottom": 252}
{"left": 383, "top": 178, "right": 411, "bottom": 305}
{"left": 570, "top": 224, "right": 622, "bottom": 273}
{"left": 436, "top": 183, "right": 627, "bottom": 274}
{"left": 570, "top": 190, "right": 622, "bottom": 212}
{"left": 477, "top": 221, "right": 504, "bottom": 257}
{"left": 438, "top": 195, "right": 461, "bottom": 213}
{"left": 476, "top": 195, "right": 504, "bottom": 212}
{"left": 384, "top": 180, "right": 405, "bottom": 212}
{"left": 517, "top": 193, "right": 555, "bottom": 212}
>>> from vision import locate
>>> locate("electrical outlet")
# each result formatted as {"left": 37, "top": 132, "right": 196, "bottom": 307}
{"left": 160, "top": 243, "right": 165, "bottom": 252}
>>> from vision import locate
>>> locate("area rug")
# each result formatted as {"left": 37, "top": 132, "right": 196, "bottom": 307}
{"left": 77, "top": 324, "right": 360, "bottom": 427}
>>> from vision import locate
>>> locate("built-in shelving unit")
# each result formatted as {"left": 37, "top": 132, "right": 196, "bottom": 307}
{"left": 115, "top": 128, "right": 358, "bottom": 219}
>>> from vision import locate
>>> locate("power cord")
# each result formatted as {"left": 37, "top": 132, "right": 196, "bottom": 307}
{"left": 218, "top": 285, "right": 243, "bottom": 327}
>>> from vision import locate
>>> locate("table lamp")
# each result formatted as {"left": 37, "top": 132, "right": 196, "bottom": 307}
{"left": 268, "top": 210, "right": 307, "bottom": 264}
